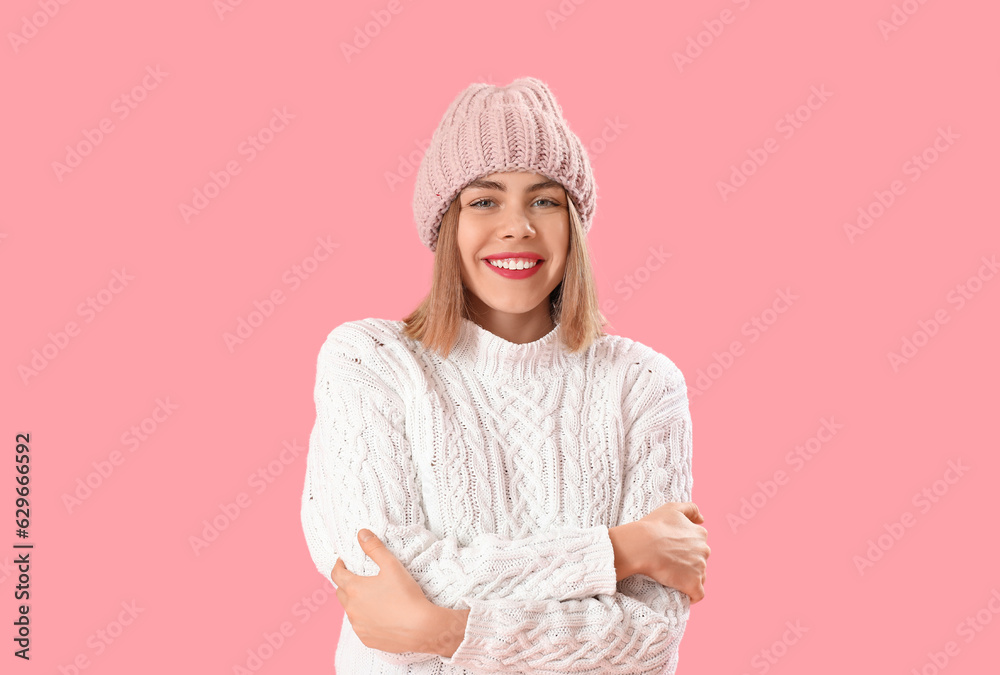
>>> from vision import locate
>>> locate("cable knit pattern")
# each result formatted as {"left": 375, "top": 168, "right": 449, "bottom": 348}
{"left": 301, "top": 316, "right": 695, "bottom": 674}
{"left": 411, "top": 76, "right": 596, "bottom": 252}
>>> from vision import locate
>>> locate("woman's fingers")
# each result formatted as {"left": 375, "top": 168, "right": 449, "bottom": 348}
{"left": 331, "top": 557, "right": 350, "bottom": 586}
{"left": 667, "top": 501, "right": 703, "bottom": 523}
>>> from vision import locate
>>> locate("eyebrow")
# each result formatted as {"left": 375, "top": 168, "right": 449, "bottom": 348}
{"left": 463, "top": 178, "right": 563, "bottom": 193}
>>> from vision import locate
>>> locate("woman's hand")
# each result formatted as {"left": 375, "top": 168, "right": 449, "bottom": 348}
{"left": 331, "top": 529, "right": 440, "bottom": 654}
{"left": 632, "top": 501, "right": 711, "bottom": 603}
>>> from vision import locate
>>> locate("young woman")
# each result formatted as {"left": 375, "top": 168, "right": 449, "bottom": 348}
{"left": 301, "top": 77, "right": 710, "bottom": 674}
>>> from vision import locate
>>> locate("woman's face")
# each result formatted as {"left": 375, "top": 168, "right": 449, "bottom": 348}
{"left": 455, "top": 170, "right": 570, "bottom": 324}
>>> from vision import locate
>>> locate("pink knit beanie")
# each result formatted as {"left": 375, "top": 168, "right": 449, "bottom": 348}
{"left": 413, "top": 76, "right": 596, "bottom": 253}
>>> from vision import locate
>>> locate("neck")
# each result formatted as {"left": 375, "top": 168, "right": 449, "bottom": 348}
{"left": 464, "top": 298, "right": 555, "bottom": 344}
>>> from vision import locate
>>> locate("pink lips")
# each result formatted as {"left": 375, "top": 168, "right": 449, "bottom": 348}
{"left": 483, "top": 258, "right": 544, "bottom": 279}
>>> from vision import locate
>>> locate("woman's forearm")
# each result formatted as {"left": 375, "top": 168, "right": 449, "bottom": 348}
{"left": 414, "top": 522, "right": 650, "bottom": 661}
{"left": 421, "top": 605, "right": 471, "bottom": 658}
{"left": 609, "top": 521, "right": 647, "bottom": 581}
{"left": 415, "top": 522, "right": 646, "bottom": 658}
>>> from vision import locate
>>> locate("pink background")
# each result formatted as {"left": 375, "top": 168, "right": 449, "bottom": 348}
{"left": 3, "top": 0, "right": 998, "bottom": 672}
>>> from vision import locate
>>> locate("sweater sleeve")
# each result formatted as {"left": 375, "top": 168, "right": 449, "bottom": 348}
{"left": 438, "top": 350, "right": 695, "bottom": 674}
{"left": 300, "top": 324, "right": 619, "bottom": 665}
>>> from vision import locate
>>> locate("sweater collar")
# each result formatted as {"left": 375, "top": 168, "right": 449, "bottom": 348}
{"left": 453, "top": 316, "right": 568, "bottom": 380}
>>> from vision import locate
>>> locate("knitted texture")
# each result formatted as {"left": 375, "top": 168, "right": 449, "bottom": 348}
{"left": 301, "top": 317, "right": 695, "bottom": 674}
{"left": 412, "top": 76, "right": 597, "bottom": 253}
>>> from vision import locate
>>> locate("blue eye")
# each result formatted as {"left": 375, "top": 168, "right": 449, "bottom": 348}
{"left": 467, "top": 197, "right": 560, "bottom": 208}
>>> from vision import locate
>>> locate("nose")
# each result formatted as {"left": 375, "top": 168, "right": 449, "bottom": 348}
{"left": 498, "top": 204, "right": 535, "bottom": 240}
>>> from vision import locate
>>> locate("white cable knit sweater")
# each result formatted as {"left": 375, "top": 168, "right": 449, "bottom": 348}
{"left": 300, "top": 316, "right": 696, "bottom": 674}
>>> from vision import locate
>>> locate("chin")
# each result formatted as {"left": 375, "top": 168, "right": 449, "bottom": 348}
{"left": 487, "top": 298, "right": 549, "bottom": 314}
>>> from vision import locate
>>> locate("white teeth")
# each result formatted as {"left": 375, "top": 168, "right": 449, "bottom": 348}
{"left": 487, "top": 258, "right": 539, "bottom": 270}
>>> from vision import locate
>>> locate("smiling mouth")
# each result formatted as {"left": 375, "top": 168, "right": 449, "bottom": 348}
{"left": 484, "top": 258, "right": 543, "bottom": 270}
{"left": 482, "top": 258, "right": 545, "bottom": 278}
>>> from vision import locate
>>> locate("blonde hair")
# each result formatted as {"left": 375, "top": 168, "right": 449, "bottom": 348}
{"left": 402, "top": 192, "right": 608, "bottom": 358}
